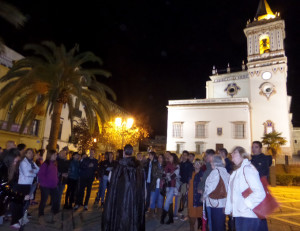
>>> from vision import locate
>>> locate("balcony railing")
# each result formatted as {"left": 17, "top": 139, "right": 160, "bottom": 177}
{"left": 0, "top": 120, "right": 38, "bottom": 136}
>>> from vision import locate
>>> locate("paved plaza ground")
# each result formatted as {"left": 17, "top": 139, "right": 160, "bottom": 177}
{"left": 1, "top": 185, "right": 300, "bottom": 231}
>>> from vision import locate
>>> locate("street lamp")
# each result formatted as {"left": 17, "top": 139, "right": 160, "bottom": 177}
{"left": 114, "top": 117, "right": 134, "bottom": 148}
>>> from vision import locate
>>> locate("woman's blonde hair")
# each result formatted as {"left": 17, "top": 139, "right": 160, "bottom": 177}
{"left": 232, "top": 146, "right": 250, "bottom": 160}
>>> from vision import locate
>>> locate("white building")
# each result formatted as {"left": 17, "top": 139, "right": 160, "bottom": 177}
{"left": 166, "top": 0, "right": 293, "bottom": 155}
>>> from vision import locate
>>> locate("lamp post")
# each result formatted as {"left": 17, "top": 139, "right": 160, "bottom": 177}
{"left": 115, "top": 117, "right": 134, "bottom": 148}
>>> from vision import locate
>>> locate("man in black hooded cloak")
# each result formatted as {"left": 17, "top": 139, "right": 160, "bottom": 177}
{"left": 102, "top": 144, "right": 145, "bottom": 231}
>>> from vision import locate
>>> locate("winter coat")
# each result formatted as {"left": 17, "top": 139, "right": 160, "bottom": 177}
{"left": 18, "top": 157, "right": 39, "bottom": 185}
{"left": 99, "top": 159, "right": 117, "bottom": 178}
{"left": 150, "top": 161, "right": 164, "bottom": 191}
{"left": 79, "top": 157, "right": 98, "bottom": 179}
{"left": 180, "top": 160, "right": 194, "bottom": 184}
{"left": 225, "top": 159, "right": 266, "bottom": 218}
{"left": 68, "top": 159, "right": 80, "bottom": 180}
{"left": 191, "top": 170, "right": 203, "bottom": 207}
{"left": 163, "top": 162, "right": 180, "bottom": 188}
{"left": 57, "top": 157, "right": 70, "bottom": 184}
{"left": 38, "top": 161, "right": 59, "bottom": 188}
{"left": 204, "top": 167, "right": 230, "bottom": 208}
{"left": 251, "top": 153, "right": 272, "bottom": 178}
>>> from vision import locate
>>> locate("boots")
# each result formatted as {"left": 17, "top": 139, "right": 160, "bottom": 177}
{"left": 160, "top": 209, "right": 168, "bottom": 224}
{"left": 197, "top": 217, "right": 202, "bottom": 230}
{"left": 146, "top": 209, "right": 154, "bottom": 219}
{"left": 166, "top": 203, "right": 174, "bottom": 224}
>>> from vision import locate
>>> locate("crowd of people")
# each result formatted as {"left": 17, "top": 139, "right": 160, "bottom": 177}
{"left": 102, "top": 142, "right": 272, "bottom": 231}
{"left": 0, "top": 140, "right": 273, "bottom": 231}
{"left": 0, "top": 140, "right": 118, "bottom": 229}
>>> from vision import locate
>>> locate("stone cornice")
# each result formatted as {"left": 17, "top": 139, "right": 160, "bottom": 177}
{"left": 209, "top": 71, "right": 248, "bottom": 83}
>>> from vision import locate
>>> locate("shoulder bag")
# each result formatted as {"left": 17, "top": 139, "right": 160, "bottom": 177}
{"left": 242, "top": 166, "right": 279, "bottom": 219}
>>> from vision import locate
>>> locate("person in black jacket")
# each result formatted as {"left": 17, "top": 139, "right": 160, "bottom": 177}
{"left": 57, "top": 150, "right": 70, "bottom": 208}
{"left": 102, "top": 144, "right": 145, "bottom": 231}
{"left": 251, "top": 141, "right": 272, "bottom": 178}
{"left": 144, "top": 151, "right": 157, "bottom": 212}
{"left": 64, "top": 152, "right": 80, "bottom": 209}
{"left": 74, "top": 149, "right": 98, "bottom": 211}
{"left": 178, "top": 150, "right": 193, "bottom": 220}
{"left": 94, "top": 152, "right": 117, "bottom": 206}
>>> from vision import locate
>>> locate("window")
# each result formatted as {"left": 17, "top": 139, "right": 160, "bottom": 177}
{"left": 58, "top": 122, "right": 63, "bottom": 140}
{"left": 259, "top": 35, "right": 270, "bottom": 54}
{"left": 30, "top": 120, "right": 40, "bottom": 136}
{"left": 195, "top": 122, "right": 208, "bottom": 138}
{"left": 176, "top": 143, "right": 184, "bottom": 154}
{"left": 195, "top": 142, "right": 205, "bottom": 154}
{"left": 173, "top": 122, "right": 183, "bottom": 138}
{"left": 233, "top": 122, "right": 246, "bottom": 139}
{"left": 263, "top": 120, "right": 274, "bottom": 134}
{"left": 5, "top": 101, "right": 13, "bottom": 121}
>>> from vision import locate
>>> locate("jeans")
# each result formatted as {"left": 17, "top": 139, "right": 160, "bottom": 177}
{"left": 211, "top": 207, "right": 225, "bottom": 231}
{"left": 174, "top": 195, "right": 179, "bottom": 216}
{"left": 164, "top": 187, "right": 175, "bottom": 211}
{"left": 206, "top": 206, "right": 212, "bottom": 231}
{"left": 96, "top": 176, "right": 108, "bottom": 203}
{"left": 57, "top": 183, "right": 66, "bottom": 206}
{"left": 145, "top": 182, "right": 151, "bottom": 210}
{"left": 39, "top": 186, "right": 59, "bottom": 216}
{"left": 179, "top": 183, "right": 188, "bottom": 216}
{"left": 259, "top": 219, "right": 269, "bottom": 231}
{"left": 76, "top": 177, "right": 94, "bottom": 206}
{"left": 150, "top": 188, "right": 164, "bottom": 209}
{"left": 235, "top": 217, "right": 267, "bottom": 231}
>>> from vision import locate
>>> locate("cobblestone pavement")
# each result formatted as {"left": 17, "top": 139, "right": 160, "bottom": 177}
{"left": 0, "top": 185, "right": 300, "bottom": 231}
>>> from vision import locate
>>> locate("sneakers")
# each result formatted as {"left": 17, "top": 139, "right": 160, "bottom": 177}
{"left": 73, "top": 205, "right": 79, "bottom": 210}
{"left": 84, "top": 205, "right": 88, "bottom": 211}
{"left": 173, "top": 215, "right": 179, "bottom": 220}
{"left": 10, "top": 223, "right": 21, "bottom": 229}
{"left": 180, "top": 215, "right": 188, "bottom": 221}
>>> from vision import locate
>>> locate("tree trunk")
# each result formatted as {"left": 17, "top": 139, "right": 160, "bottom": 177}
{"left": 47, "top": 101, "right": 63, "bottom": 151}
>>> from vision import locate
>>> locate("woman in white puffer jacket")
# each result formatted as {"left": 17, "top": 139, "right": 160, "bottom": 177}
{"left": 225, "top": 146, "right": 267, "bottom": 231}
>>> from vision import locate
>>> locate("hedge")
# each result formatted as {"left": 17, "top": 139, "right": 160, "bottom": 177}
{"left": 276, "top": 174, "right": 300, "bottom": 186}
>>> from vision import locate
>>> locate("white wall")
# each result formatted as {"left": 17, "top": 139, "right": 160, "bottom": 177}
{"left": 207, "top": 71, "right": 250, "bottom": 99}
{"left": 167, "top": 101, "right": 251, "bottom": 154}
{"left": 42, "top": 100, "right": 86, "bottom": 151}
{"left": 248, "top": 64, "right": 291, "bottom": 154}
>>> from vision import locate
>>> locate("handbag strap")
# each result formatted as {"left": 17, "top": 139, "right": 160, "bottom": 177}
{"left": 208, "top": 168, "right": 221, "bottom": 208}
{"left": 208, "top": 197, "right": 219, "bottom": 208}
{"left": 243, "top": 166, "right": 250, "bottom": 188}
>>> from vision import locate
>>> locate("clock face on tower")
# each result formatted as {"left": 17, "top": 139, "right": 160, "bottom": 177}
{"left": 262, "top": 71, "right": 272, "bottom": 80}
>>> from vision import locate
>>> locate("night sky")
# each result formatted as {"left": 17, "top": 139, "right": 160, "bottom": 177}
{"left": 1, "top": 0, "right": 299, "bottom": 136}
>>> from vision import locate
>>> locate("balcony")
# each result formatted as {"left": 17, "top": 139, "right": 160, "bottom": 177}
{"left": 0, "top": 120, "right": 39, "bottom": 136}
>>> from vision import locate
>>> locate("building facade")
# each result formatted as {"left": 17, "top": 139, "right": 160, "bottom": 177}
{"left": 166, "top": 0, "right": 293, "bottom": 155}
{"left": 0, "top": 46, "right": 128, "bottom": 153}
{"left": 0, "top": 46, "right": 47, "bottom": 149}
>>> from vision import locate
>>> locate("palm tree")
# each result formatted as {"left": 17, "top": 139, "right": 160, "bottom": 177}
{"left": 0, "top": 1, "right": 26, "bottom": 51}
{"left": 261, "top": 131, "right": 287, "bottom": 157}
{"left": 0, "top": 41, "right": 116, "bottom": 150}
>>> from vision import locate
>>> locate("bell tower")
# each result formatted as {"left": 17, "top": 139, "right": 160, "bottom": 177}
{"left": 244, "top": 0, "right": 292, "bottom": 155}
